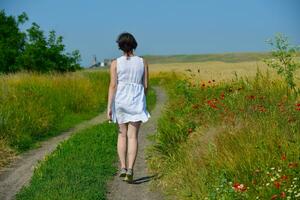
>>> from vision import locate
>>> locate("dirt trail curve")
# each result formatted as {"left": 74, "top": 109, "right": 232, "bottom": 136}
{"left": 0, "top": 112, "right": 108, "bottom": 200}
{"left": 0, "top": 86, "right": 167, "bottom": 200}
{"left": 106, "top": 86, "right": 167, "bottom": 200}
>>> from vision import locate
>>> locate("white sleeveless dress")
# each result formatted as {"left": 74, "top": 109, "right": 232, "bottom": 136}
{"left": 111, "top": 55, "right": 151, "bottom": 124}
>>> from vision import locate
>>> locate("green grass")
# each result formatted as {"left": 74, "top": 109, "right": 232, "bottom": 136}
{"left": 146, "top": 71, "right": 300, "bottom": 199}
{"left": 16, "top": 122, "right": 118, "bottom": 200}
{"left": 146, "top": 86, "right": 156, "bottom": 112}
{"left": 15, "top": 85, "right": 157, "bottom": 200}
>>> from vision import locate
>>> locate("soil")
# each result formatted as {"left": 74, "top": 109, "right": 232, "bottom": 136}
{"left": 0, "top": 86, "right": 168, "bottom": 200}
{"left": 106, "top": 86, "right": 167, "bottom": 200}
{"left": 0, "top": 112, "right": 107, "bottom": 200}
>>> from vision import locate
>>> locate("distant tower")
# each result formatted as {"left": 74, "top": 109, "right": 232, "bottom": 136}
{"left": 92, "top": 55, "right": 97, "bottom": 65}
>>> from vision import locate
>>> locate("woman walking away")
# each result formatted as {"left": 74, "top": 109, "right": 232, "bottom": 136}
{"left": 107, "top": 32, "right": 151, "bottom": 184}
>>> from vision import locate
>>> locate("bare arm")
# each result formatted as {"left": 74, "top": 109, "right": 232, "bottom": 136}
{"left": 142, "top": 58, "right": 149, "bottom": 95}
{"left": 107, "top": 60, "right": 117, "bottom": 120}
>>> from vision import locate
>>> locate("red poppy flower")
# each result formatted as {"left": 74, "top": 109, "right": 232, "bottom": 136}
{"left": 232, "top": 182, "right": 247, "bottom": 192}
{"left": 208, "top": 80, "right": 211, "bottom": 83}
{"left": 288, "top": 162, "right": 298, "bottom": 168}
{"left": 280, "top": 175, "right": 288, "bottom": 181}
{"left": 271, "top": 194, "right": 278, "bottom": 200}
{"left": 281, "top": 154, "right": 286, "bottom": 161}
{"left": 247, "top": 95, "right": 256, "bottom": 100}
{"left": 207, "top": 100, "right": 219, "bottom": 109}
{"left": 296, "top": 103, "right": 300, "bottom": 107}
{"left": 274, "top": 180, "right": 281, "bottom": 189}
{"left": 280, "top": 191, "right": 286, "bottom": 198}
{"left": 220, "top": 92, "right": 225, "bottom": 100}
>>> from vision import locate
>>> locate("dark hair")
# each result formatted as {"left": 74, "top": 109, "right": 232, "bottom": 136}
{"left": 116, "top": 32, "right": 138, "bottom": 56}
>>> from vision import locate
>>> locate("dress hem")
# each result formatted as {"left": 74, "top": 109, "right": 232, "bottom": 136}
{"left": 112, "top": 112, "right": 151, "bottom": 124}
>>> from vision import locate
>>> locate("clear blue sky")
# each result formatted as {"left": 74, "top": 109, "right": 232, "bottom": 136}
{"left": 1, "top": 0, "right": 300, "bottom": 67}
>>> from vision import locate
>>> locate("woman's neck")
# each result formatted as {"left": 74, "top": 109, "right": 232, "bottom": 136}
{"left": 123, "top": 51, "right": 134, "bottom": 57}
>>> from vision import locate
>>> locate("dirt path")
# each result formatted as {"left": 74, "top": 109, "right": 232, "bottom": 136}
{"left": 0, "top": 112, "right": 108, "bottom": 200}
{"left": 106, "top": 86, "right": 167, "bottom": 200}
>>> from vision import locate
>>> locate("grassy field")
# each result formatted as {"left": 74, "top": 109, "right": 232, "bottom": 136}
{"left": 146, "top": 70, "right": 300, "bottom": 199}
{"left": 15, "top": 87, "right": 156, "bottom": 200}
{"left": 0, "top": 70, "right": 110, "bottom": 168}
{"left": 149, "top": 61, "right": 300, "bottom": 84}
{"left": 3, "top": 51, "right": 300, "bottom": 199}
{"left": 15, "top": 122, "right": 118, "bottom": 200}
{"left": 143, "top": 52, "right": 272, "bottom": 64}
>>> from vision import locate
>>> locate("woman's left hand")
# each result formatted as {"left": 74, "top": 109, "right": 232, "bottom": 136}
{"left": 107, "top": 108, "right": 112, "bottom": 121}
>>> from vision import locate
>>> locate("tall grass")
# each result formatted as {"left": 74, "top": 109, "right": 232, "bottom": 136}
{"left": 146, "top": 70, "right": 300, "bottom": 199}
{"left": 0, "top": 71, "right": 109, "bottom": 153}
{"left": 14, "top": 85, "right": 157, "bottom": 200}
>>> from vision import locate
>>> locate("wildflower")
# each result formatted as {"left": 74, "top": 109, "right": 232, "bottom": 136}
{"left": 202, "top": 83, "right": 205, "bottom": 87}
{"left": 288, "top": 162, "right": 298, "bottom": 168}
{"left": 274, "top": 180, "right": 281, "bottom": 189}
{"left": 188, "top": 128, "right": 193, "bottom": 134}
{"left": 254, "top": 169, "right": 260, "bottom": 173}
{"left": 207, "top": 99, "right": 219, "bottom": 110}
{"left": 271, "top": 177, "right": 276, "bottom": 182}
{"left": 280, "top": 175, "right": 288, "bottom": 181}
{"left": 208, "top": 80, "right": 211, "bottom": 84}
{"left": 271, "top": 194, "right": 278, "bottom": 200}
{"left": 232, "top": 182, "right": 247, "bottom": 192}
{"left": 258, "top": 106, "right": 267, "bottom": 112}
{"left": 220, "top": 92, "right": 225, "bottom": 100}
{"left": 281, "top": 154, "right": 287, "bottom": 161}
{"left": 247, "top": 95, "right": 256, "bottom": 100}
{"left": 296, "top": 103, "right": 300, "bottom": 107}
{"left": 209, "top": 104, "right": 218, "bottom": 109}
{"left": 212, "top": 79, "right": 215, "bottom": 82}
{"left": 280, "top": 191, "right": 286, "bottom": 198}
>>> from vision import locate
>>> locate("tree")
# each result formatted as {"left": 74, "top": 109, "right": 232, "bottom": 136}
{"left": 0, "top": 10, "right": 27, "bottom": 73}
{"left": 264, "top": 33, "right": 300, "bottom": 97}
{"left": 0, "top": 10, "right": 82, "bottom": 73}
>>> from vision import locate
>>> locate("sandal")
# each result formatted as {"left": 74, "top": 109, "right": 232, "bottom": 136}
{"left": 123, "top": 168, "right": 134, "bottom": 183}
{"left": 119, "top": 168, "right": 127, "bottom": 177}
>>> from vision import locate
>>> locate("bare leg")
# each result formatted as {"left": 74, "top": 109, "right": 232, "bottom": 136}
{"left": 118, "top": 123, "right": 128, "bottom": 169}
{"left": 127, "top": 121, "right": 141, "bottom": 169}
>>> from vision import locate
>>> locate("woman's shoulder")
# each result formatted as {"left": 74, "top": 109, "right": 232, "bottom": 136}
{"left": 138, "top": 56, "right": 148, "bottom": 64}
{"left": 139, "top": 56, "right": 148, "bottom": 66}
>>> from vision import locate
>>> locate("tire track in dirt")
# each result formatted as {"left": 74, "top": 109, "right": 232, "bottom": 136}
{"left": 0, "top": 112, "right": 107, "bottom": 200}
